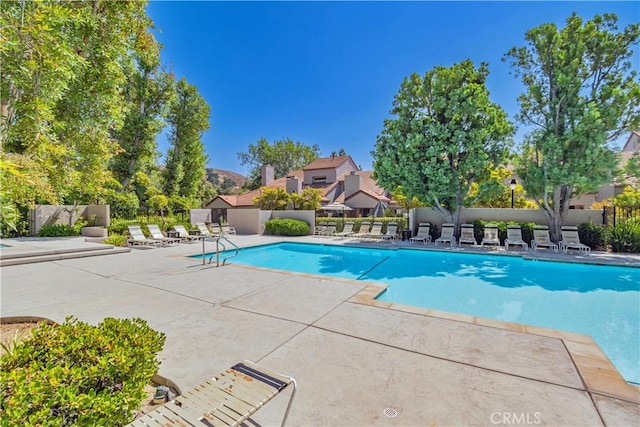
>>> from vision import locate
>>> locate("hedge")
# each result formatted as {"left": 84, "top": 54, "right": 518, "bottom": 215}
{"left": 264, "top": 218, "right": 310, "bottom": 236}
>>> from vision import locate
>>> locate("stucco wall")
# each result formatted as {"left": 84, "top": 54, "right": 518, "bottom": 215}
{"left": 411, "top": 208, "right": 604, "bottom": 231}
{"left": 348, "top": 192, "right": 378, "bottom": 208}
{"left": 206, "top": 198, "right": 232, "bottom": 209}
{"left": 304, "top": 167, "right": 337, "bottom": 184}
{"left": 190, "top": 209, "right": 212, "bottom": 225}
{"left": 30, "top": 205, "right": 110, "bottom": 236}
{"left": 227, "top": 209, "right": 262, "bottom": 234}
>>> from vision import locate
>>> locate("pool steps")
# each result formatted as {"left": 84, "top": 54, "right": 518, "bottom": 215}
{"left": 0, "top": 245, "right": 130, "bottom": 267}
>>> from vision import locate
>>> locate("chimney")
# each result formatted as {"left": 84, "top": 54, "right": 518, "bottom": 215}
{"left": 261, "top": 165, "right": 274, "bottom": 186}
{"left": 286, "top": 176, "right": 302, "bottom": 194}
{"left": 344, "top": 171, "right": 362, "bottom": 198}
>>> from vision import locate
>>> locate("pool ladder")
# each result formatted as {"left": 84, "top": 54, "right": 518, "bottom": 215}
{"left": 201, "top": 236, "right": 239, "bottom": 266}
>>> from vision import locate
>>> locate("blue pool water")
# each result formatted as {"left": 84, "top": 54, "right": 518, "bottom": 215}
{"left": 192, "top": 243, "right": 640, "bottom": 384}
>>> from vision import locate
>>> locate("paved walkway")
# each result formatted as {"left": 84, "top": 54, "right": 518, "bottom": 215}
{"left": 1, "top": 236, "right": 638, "bottom": 426}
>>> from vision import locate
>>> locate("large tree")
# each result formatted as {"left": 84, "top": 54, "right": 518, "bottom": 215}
{"left": 504, "top": 13, "right": 640, "bottom": 240}
{"left": 238, "top": 137, "right": 320, "bottom": 189}
{"left": 372, "top": 60, "right": 514, "bottom": 230}
{"left": 162, "top": 78, "right": 211, "bottom": 204}
{"left": 110, "top": 61, "right": 175, "bottom": 190}
{"left": 1, "top": 0, "right": 158, "bottom": 207}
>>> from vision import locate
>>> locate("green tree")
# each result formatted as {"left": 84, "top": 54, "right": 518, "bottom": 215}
{"left": 612, "top": 186, "right": 640, "bottom": 209}
{"left": 111, "top": 62, "right": 175, "bottom": 190}
{"left": 620, "top": 151, "right": 640, "bottom": 190}
{"left": 238, "top": 137, "right": 320, "bottom": 189}
{"left": 290, "top": 187, "right": 323, "bottom": 210}
{"left": 253, "top": 187, "right": 290, "bottom": 210}
{"left": 466, "top": 167, "right": 536, "bottom": 208}
{"left": 162, "top": 78, "right": 211, "bottom": 202}
{"left": 372, "top": 60, "right": 514, "bottom": 230}
{"left": 1, "top": 0, "right": 159, "bottom": 209}
{"left": 504, "top": 13, "right": 640, "bottom": 240}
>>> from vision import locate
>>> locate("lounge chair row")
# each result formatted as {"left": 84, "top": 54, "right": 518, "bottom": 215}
{"left": 317, "top": 221, "right": 400, "bottom": 241}
{"left": 127, "top": 223, "right": 236, "bottom": 247}
{"left": 408, "top": 223, "right": 590, "bottom": 254}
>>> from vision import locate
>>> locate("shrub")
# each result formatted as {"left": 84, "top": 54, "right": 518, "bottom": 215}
{"left": 37, "top": 220, "right": 87, "bottom": 237}
{"left": 0, "top": 317, "right": 165, "bottom": 426}
{"left": 104, "top": 234, "right": 128, "bottom": 247}
{"left": 609, "top": 218, "right": 640, "bottom": 253}
{"left": 265, "top": 218, "right": 310, "bottom": 236}
{"left": 577, "top": 222, "right": 606, "bottom": 250}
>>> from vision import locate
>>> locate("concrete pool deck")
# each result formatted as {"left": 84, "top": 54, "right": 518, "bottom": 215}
{"left": 1, "top": 235, "right": 639, "bottom": 426}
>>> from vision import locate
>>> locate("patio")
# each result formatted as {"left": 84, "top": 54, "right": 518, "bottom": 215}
{"left": 1, "top": 235, "right": 638, "bottom": 426}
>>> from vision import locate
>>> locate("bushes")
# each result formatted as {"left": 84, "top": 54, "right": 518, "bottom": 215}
{"left": 609, "top": 218, "right": 640, "bottom": 253}
{"left": 265, "top": 218, "right": 310, "bottom": 236}
{"left": 37, "top": 220, "right": 87, "bottom": 237}
{"left": 104, "top": 234, "right": 128, "bottom": 247}
{"left": 0, "top": 317, "right": 165, "bottom": 426}
{"left": 577, "top": 222, "right": 606, "bottom": 250}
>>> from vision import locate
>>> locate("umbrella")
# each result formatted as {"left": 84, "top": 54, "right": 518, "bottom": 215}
{"left": 372, "top": 201, "right": 388, "bottom": 217}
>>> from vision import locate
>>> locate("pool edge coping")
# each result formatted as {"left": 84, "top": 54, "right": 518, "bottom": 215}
{"left": 187, "top": 241, "right": 640, "bottom": 404}
{"left": 350, "top": 283, "right": 640, "bottom": 405}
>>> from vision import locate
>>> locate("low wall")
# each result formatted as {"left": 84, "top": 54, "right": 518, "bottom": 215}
{"left": 228, "top": 209, "right": 262, "bottom": 234}
{"left": 30, "top": 205, "right": 110, "bottom": 236}
{"left": 189, "top": 209, "right": 212, "bottom": 225}
{"left": 411, "top": 208, "right": 605, "bottom": 231}
{"left": 226, "top": 209, "right": 316, "bottom": 235}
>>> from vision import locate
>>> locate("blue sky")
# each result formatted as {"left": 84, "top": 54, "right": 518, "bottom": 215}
{"left": 147, "top": 1, "right": 640, "bottom": 175}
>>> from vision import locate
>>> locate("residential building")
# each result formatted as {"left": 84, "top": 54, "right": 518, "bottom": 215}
{"left": 205, "top": 155, "right": 396, "bottom": 221}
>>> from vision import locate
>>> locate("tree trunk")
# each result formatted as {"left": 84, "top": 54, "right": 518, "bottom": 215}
{"left": 541, "top": 185, "right": 572, "bottom": 242}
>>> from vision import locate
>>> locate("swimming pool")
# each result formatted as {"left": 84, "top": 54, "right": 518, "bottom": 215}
{"left": 192, "top": 242, "right": 640, "bottom": 384}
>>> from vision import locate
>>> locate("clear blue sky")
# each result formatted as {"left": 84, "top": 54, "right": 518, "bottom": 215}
{"left": 147, "top": 1, "right": 640, "bottom": 175}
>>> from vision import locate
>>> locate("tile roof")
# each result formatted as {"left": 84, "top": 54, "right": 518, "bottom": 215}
{"left": 303, "top": 155, "right": 353, "bottom": 171}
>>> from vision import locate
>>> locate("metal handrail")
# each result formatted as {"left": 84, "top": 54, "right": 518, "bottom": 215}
{"left": 204, "top": 235, "right": 239, "bottom": 266}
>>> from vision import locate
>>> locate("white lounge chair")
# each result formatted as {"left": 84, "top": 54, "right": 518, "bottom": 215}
{"left": 325, "top": 222, "right": 337, "bottom": 236}
{"left": 560, "top": 226, "right": 591, "bottom": 255}
{"left": 196, "top": 222, "right": 219, "bottom": 239}
{"left": 127, "top": 225, "right": 163, "bottom": 247}
{"left": 220, "top": 223, "right": 236, "bottom": 235}
{"left": 480, "top": 223, "right": 500, "bottom": 248}
{"left": 380, "top": 222, "right": 398, "bottom": 241}
{"left": 505, "top": 225, "right": 528, "bottom": 251}
{"left": 173, "top": 225, "right": 204, "bottom": 242}
{"left": 147, "top": 224, "right": 181, "bottom": 245}
{"left": 361, "top": 221, "right": 383, "bottom": 241}
{"left": 409, "top": 223, "right": 432, "bottom": 245}
{"left": 459, "top": 224, "right": 478, "bottom": 247}
{"left": 531, "top": 225, "right": 558, "bottom": 253}
{"left": 127, "top": 360, "right": 297, "bottom": 427}
{"left": 352, "top": 221, "right": 371, "bottom": 238}
{"left": 315, "top": 221, "right": 327, "bottom": 236}
{"left": 334, "top": 221, "right": 355, "bottom": 238}
{"left": 435, "top": 223, "right": 455, "bottom": 247}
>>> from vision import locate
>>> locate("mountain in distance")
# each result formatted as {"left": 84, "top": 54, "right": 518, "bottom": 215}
{"left": 206, "top": 168, "right": 247, "bottom": 194}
